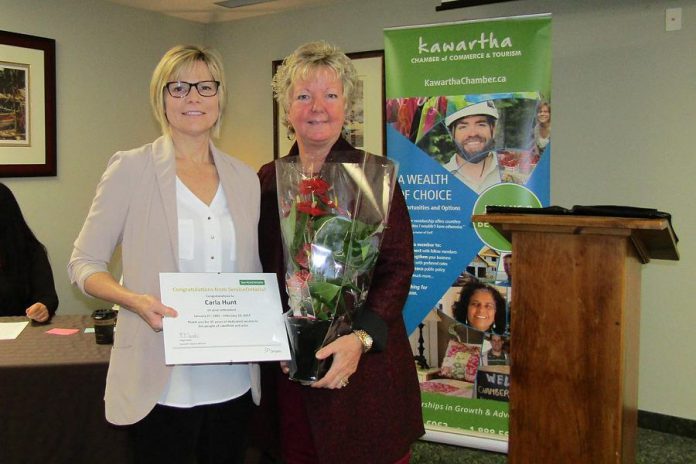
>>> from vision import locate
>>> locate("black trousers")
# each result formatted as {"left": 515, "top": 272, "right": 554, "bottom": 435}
{"left": 129, "top": 391, "right": 253, "bottom": 464}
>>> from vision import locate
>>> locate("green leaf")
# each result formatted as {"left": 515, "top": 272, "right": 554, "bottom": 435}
{"left": 308, "top": 281, "right": 342, "bottom": 309}
{"left": 280, "top": 204, "right": 311, "bottom": 270}
{"left": 279, "top": 202, "right": 296, "bottom": 253}
{"left": 292, "top": 211, "right": 309, "bottom": 255}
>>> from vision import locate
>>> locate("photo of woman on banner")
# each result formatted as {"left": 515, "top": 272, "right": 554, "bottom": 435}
{"left": 453, "top": 281, "right": 507, "bottom": 335}
{"left": 417, "top": 274, "right": 509, "bottom": 399}
{"left": 534, "top": 101, "right": 551, "bottom": 154}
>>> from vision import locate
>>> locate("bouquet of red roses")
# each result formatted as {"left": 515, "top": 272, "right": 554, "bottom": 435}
{"left": 276, "top": 151, "right": 397, "bottom": 384}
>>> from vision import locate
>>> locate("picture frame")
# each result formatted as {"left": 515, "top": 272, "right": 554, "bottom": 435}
{"left": 272, "top": 49, "right": 385, "bottom": 158}
{"left": 0, "top": 30, "right": 56, "bottom": 177}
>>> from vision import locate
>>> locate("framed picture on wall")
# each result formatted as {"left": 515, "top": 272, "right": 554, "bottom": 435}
{"left": 272, "top": 49, "right": 385, "bottom": 158}
{"left": 0, "top": 30, "right": 56, "bottom": 177}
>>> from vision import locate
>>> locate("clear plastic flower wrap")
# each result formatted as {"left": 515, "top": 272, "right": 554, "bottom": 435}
{"left": 276, "top": 150, "right": 397, "bottom": 384}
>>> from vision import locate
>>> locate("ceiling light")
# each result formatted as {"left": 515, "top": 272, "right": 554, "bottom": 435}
{"left": 215, "top": 0, "right": 274, "bottom": 9}
{"left": 436, "top": 0, "right": 517, "bottom": 10}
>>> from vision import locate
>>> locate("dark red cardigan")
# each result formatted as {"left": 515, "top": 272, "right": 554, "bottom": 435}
{"left": 255, "top": 138, "right": 424, "bottom": 463}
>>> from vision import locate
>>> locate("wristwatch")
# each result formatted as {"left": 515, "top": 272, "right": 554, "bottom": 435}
{"left": 353, "top": 329, "right": 373, "bottom": 353}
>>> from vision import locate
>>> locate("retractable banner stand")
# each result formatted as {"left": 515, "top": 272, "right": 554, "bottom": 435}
{"left": 384, "top": 15, "right": 551, "bottom": 451}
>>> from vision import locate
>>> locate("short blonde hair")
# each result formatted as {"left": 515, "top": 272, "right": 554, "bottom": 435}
{"left": 149, "top": 45, "right": 226, "bottom": 137}
{"left": 272, "top": 41, "right": 358, "bottom": 138}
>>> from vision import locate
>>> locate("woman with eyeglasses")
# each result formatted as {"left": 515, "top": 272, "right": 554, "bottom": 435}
{"left": 69, "top": 45, "right": 261, "bottom": 464}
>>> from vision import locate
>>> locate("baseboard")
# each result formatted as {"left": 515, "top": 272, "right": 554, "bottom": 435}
{"left": 638, "top": 410, "right": 696, "bottom": 439}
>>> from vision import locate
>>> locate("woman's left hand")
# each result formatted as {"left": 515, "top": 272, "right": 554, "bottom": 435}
{"left": 25, "top": 302, "right": 50, "bottom": 323}
{"left": 312, "top": 333, "right": 363, "bottom": 390}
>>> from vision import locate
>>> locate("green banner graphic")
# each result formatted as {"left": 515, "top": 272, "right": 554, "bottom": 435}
{"left": 385, "top": 14, "right": 551, "bottom": 450}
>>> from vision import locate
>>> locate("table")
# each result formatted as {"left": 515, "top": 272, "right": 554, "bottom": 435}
{"left": 0, "top": 315, "right": 130, "bottom": 464}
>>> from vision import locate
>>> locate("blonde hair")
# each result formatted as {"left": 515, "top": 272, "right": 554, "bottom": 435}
{"left": 272, "top": 40, "right": 358, "bottom": 138}
{"left": 149, "top": 45, "right": 226, "bottom": 137}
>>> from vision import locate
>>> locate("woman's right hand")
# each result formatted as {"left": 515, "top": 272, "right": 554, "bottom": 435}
{"left": 132, "top": 294, "right": 177, "bottom": 332}
{"left": 83, "top": 272, "right": 177, "bottom": 332}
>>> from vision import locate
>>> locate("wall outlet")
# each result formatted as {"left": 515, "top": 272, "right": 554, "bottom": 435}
{"left": 666, "top": 7, "right": 682, "bottom": 32}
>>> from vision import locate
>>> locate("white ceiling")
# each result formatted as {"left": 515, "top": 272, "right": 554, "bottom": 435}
{"left": 103, "top": 0, "right": 341, "bottom": 24}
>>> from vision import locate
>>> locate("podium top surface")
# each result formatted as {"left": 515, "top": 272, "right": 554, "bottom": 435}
{"left": 472, "top": 213, "right": 679, "bottom": 262}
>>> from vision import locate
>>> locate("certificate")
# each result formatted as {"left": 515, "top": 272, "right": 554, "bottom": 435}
{"left": 160, "top": 272, "right": 290, "bottom": 365}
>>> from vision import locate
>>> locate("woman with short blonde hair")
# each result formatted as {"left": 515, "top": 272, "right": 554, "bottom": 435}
{"left": 272, "top": 40, "right": 359, "bottom": 139}
{"left": 70, "top": 44, "right": 261, "bottom": 464}
{"left": 150, "top": 45, "right": 227, "bottom": 137}
{"left": 257, "top": 40, "right": 423, "bottom": 464}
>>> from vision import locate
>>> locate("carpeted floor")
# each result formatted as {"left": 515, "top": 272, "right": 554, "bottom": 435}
{"left": 411, "top": 428, "right": 696, "bottom": 463}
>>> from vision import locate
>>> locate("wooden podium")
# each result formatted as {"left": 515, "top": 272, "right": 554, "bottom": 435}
{"left": 471, "top": 213, "right": 679, "bottom": 463}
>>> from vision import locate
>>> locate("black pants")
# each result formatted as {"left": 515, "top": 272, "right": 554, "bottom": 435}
{"left": 129, "top": 391, "right": 253, "bottom": 464}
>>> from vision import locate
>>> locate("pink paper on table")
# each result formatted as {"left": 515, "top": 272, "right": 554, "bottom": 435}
{"left": 46, "top": 328, "right": 80, "bottom": 336}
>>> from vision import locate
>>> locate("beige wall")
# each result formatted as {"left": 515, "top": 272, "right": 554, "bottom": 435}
{"left": 210, "top": 0, "right": 696, "bottom": 422}
{"left": 2, "top": 0, "right": 694, "bottom": 421}
{"left": 1, "top": 0, "right": 205, "bottom": 313}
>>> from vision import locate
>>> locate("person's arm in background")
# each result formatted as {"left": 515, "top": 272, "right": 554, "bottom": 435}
{"left": 25, "top": 244, "right": 58, "bottom": 323}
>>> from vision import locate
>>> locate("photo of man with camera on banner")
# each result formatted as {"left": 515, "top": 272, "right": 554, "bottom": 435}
{"left": 384, "top": 14, "right": 551, "bottom": 449}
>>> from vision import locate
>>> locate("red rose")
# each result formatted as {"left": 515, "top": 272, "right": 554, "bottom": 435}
{"left": 297, "top": 201, "right": 329, "bottom": 216}
{"left": 296, "top": 269, "right": 311, "bottom": 282}
{"left": 294, "top": 243, "right": 311, "bottom": 268}
{"left": 299, "top": 177, "right": 330, "bottom": 196}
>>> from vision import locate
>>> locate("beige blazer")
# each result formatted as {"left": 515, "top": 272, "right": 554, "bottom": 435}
{"left": 68, "top": 135, "right": 262, "bottom": 425}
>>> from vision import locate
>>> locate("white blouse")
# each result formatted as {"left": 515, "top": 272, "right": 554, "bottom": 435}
{"left": 158, "top": 177, "right": 251, "bottom": 407}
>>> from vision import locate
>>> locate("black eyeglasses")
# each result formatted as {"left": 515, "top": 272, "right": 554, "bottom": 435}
{"left": 165, "top": 80, "right": 220, "bottom": 98}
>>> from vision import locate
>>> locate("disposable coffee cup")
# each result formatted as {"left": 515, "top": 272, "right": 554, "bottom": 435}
{"left": 91, "top": 309, "right": 117, "bottom": 344}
